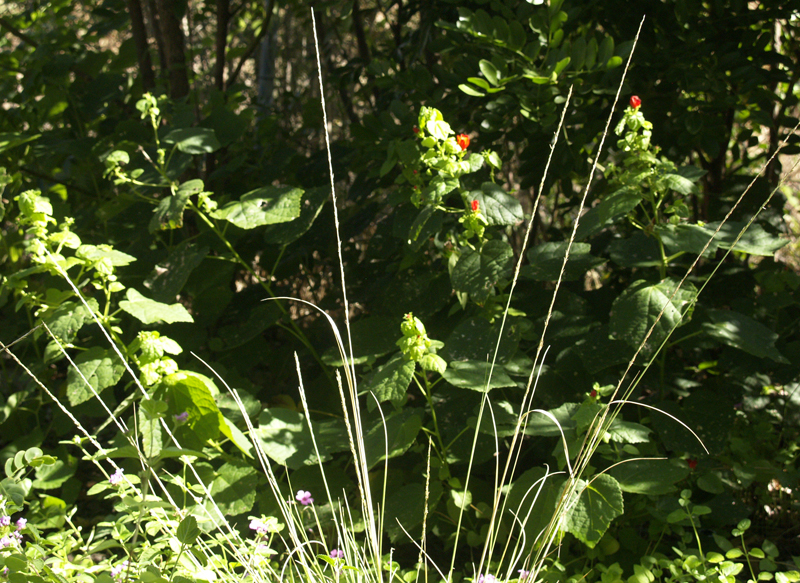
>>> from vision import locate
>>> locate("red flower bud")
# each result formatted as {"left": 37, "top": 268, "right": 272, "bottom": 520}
{"left": 471, "top": 200, "right": 479, "bottom": 212}
{"left": 629, "top": 95, "right": 642, "bottom": 109}
{"left": 413, "top": 126, "right": 420, "bottom": 134}
{"left": 590, "top": 390, "right": 597, "bottom": 398}
{"left": 687, "top": 458, "right": 698, "bottom": 470}
{"left": 456, "top": 133, "right": 470, "bottom": 150}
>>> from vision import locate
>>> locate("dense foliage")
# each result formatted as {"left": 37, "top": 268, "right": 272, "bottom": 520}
{"left": 0, "top": 0, "right": 799, "bottom": 582}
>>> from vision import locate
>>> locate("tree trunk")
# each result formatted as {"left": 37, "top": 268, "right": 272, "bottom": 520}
{"left": 128, "top": 0, "right": 155, "bottom": 90}
{"left": 155, "top": 0, "right": 189, "bottom": 99}
{"left": 214, "top": 0, "right": 230, "bottom": 91}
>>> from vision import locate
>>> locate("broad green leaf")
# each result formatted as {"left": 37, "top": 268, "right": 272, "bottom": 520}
{"left": 479, "top": 59, "right": 500, "bottom": 85}
{"left": 207, "top": 460, "right": 257, "bottom": 516}
{"left": 575, "top": 187, "right": 643, "bottom": 240}
{"left": 443, "top": 315, "right": 520, "bottom": 363}
{"left": 165, "top": 372, "right": 225, "bottom": 443}
{"left": 504, "top": 468, "right": 564, "bottom": 545}
{"left": 210, "top": 302, "right": 282, "bottom": 351}
{"left": 163, "top": 127, "right": 221, "bottom": 154}
{"left": 76, "top": 244, "right": 136, "bottom": 267}
{"left": 609, "top": 278, "right": 697, "bottom": 354}
{"left": 607, "top": 420, "right": 652, "bottom": 444}
{"left": 263, "top": 186, "right": 328, "bottom": 245}
{"left": 523, "top": 402, "right": 579, "bottom": 437}
{"left": 144, "top": 241, "right": 208, "bottom": 303}
{"left": 43, "top": 298, "right": 99, "bottom": 362}
{"left": 661, "top": 173, "right": 696, "bottom": 194}
{"left": 211, "top": 186, "right": 303, "bottom": 229}
{"left": 383, "top": 481, "right": 444, "bottom": 543}
{"left": 66, "top": 347, "right": 125, "bottom": 406}
{"left": 451, "top": 240, "right": 514, "bottom": 303}
{"left": 176, "top": 515, "right": 199, "bottom": 545}
{"left": 608, "top": 459, "right": 689, "bottom": 495}
{"left": 523, "top": 241, "right": 605, "bottom": 281}
{"left": 459, "top": 83, "right": 486, "bottom": 97}
{"left": 363, "top": 353, "right": 416, "bottom": 405}
{"left": 608, "top": 232, "right": 662, "bottom": 267}
{"left": 119, "top": 288, "right": 193, "bottom": 324}
{"left": 703, "top": 309, "right": 787, "bottom": 363}
{"left": 138, "top": 402, "right": 163, "bottom": 459}
{"left": 407, "top": 205, "right": 443, "bottom": 251}
{"left": 470, "top": 182, "right": 524, "bottom": 226}
{"left": 33, "top": 457, "right": 77, "bottom": 490}
{"left": 442, "top": 360, "right": 515, "bottom": 392}
{"left": 255, "top": 409, "right": 348, "bottom": 469}
{"left": 566, "top": 474, "right": 624, "bottom": 547}
{"left": 657, "top": 224, "right": 719, "bottom": 256}
{"left": 149, "top": 179, "right": 203, "bottom": 233}
{"left": 322, "top": 316, "right": 402, "bottom": 367}
{"left": 704, "top": 220, "right": 788, "bottom": 256}
{"left": 363, "top": 410, "right": 422, "bottom": 469}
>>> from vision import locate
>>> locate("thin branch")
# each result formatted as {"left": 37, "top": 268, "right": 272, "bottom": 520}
{"left": 225, "top": 4, "right": 275, "bottom": 90}
{"left": 0, "top": 16, "right": 38, "bottom": 47}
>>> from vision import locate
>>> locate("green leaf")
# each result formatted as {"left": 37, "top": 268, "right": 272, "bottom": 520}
{"left": 523, "top": 402, "right": 579, "bottom": 436}
{"left": 479, "top": 59, "right": 500, "bottom": 85}
{"left": 608, "top": 460, "right": 689, "bottom": 495}
{"left": 656, "top": 224, "right": 719, "bottom": 256}
{"left": 263, "top": 186, "right": 328, "bottom": 246}
{"left": 703, "top": 309, "right": 787, "bottom": 363}
{"left": 441, "top": 360, "right": 515, "bottom": 392}
{"left": 575, "top": 187, "right": 643, "bottom": 240}
{"left": 119, "top": 288, "right": 193, "bottom": 324}
{"left": 363, "top": 353, "right": 416, "bottom": 405}
{"left": 523, "top": 241, "right": 605, "bottom": 281}
{"left": 505, "top": 468, "right": 564, "bottom": 546}
{"left": 451, "top": 240, "right": 514, "bottom": 304}
{"left": 255, "top": 409, "right": 349, "bottom": 469}
{"left": 75, "top": 244, "right": 137, "bottom": 267}
{"left": 321, "top": 316, "right": 400, "bottom": 367}
{"left": 144, "top": 241, "right": 208, "bottom": 303}
{"left": 211, "top": 185, "right": 303, "bottom": 229}
{"left": 661, "top": 173, "right": 696, "bottom": 195}
{"left": 459, "top": 83, "right": 486, "bottom": 97}
{"left": 704, "top": 221, "right": 788, "bottom": 256}
{"left": 138, "top": 401, "right": 164, "bottom": 459}
{"left": 163, "top": 127, "right": 221, "bottom": 154}
{"left": 66, "top": 347, "right": 126, "bottom": 406}
{"left": 607, "top": 420, "right": 651, "bottom": 444}
{"left": 0, "top": 132, "right": 39, "bottom": 154}
{"left": 165, "top": 372, "right": 225, "bottom": 442}
{"left": 207, "top": 460, "right": 257, "bottom": 516}
{"left": 407, "top": 205, "right": 444, "bottom": 251}
{"left": 176, "top": 515, "right": 199, "bottom": 545}
{"left": 149, "top": 179, "right": 203, "bottom": 233}
{"left": 43, "top": 299, "right": 99, "bottom": 362}
{"left": 470, "top": 182, "right": 524, "bottom": 226}
{"left": 443, "top": 316, "right": 521, "bottom": 363}
{"left": 566, "top": 474, "right": 624, "bottom": 548}
{"left": 33, "top": 457, "right": 77, "bottom": 490}
{"left": 363, "top": 410, "right": 422, "bottom": 469}
{"left": 609, "top": 278, "right": 697, "bottom": 354}
{"left": 419, "top": 353, "right": 447, "bottom": 374}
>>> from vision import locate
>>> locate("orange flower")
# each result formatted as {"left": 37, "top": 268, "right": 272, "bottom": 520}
{"left": 456, "top": 133, "right": 470, "bottom": 149}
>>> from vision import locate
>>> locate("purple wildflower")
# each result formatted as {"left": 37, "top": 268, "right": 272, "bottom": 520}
{"left": 477, "top": 575, "right": 497, "bottom": 583}
{"left": 295, "top": 490, "right": 314, "bottom": 506}
{"left": 0, "top": 535, "right": 13, "bottom": 549}
{"left": 111, "top": 560, "right": 129, "bottom": 580}
{"left": 518, "top": 570, "right": 530, "bottom": 580}
{"left": 330, "top": 549, "right": 344, "bottom": 559}
{"left": 109, "top": 468, "right": 125, "bottom": 486}
{"left": 0, "top": 516, "right": 9, "bottom": 527}
{"left": 249, "top": 518, "right": 269, "bottom": 536}
{"left": 173, "top": 412, "right": 189, "bottom": 423}
{"left": 15, "top": 518, "right": 26, "bottom": 531}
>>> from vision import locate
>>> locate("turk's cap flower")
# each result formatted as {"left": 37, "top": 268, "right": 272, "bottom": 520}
{"left": 456, "top": 133, "right": 471, "bottom": 150}
{"left": 629, "top": 95, "right": 642, "bottom": 109}
{"left": 471, "top": 200, "right": 479, "bottom": 212}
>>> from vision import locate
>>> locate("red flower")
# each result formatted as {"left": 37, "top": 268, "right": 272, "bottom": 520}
{"left": 471, "top": 200, "right": 479, "bottom": 212}
{"left": 413, "top": 126, "right": 420, "bottom": 134}
{"left": 687, "top": 458, "right": 698, "bottom": 470}
{"left": 590, "top": 389, "right": 597, "bottom": 399}
{"left": 456, "top": 133, "right": 470, "bottom": 150}
{"left": 629, "top": 95, "right": 642, "bottom": 109}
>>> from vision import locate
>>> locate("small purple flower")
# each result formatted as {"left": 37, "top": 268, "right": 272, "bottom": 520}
{"left": 0, "top": 516, "right": 9, "bottom": 527}
{"left": 249, "top": 518, "right": 269, "bottom": 536}
{"left": 15, "top": 518, "right": 26, "bottom": 531}
{"left": 111, "top": 560, "right": 129, "bottom": 580}
{"left": 295, "top": 490, "right": 314, "bottom": 506}
{"left": 109, "top": 468, "right": 125, "bottom": 486}
{"left": 173, "top": 412, "right": 189, "bottom": 423}
{"left": 518, "top": 570, "right": 530, "bottom": 580}
{"left": 330, "top": 549, "right": 344, "bottom": 559}
{"left": 0, "top": 535, "right": 13, "bottom": 549}
{"left": 477, "top": 575, "right": 497, "bottom": 583}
